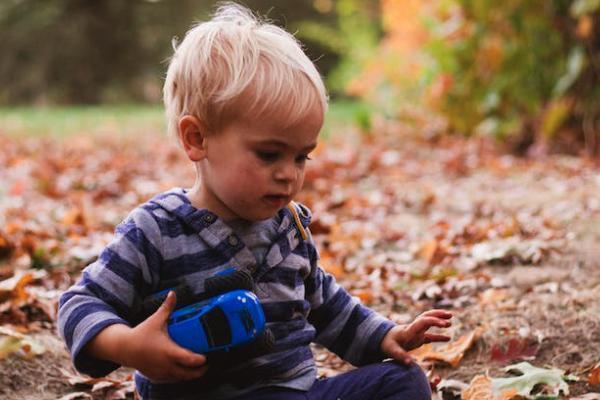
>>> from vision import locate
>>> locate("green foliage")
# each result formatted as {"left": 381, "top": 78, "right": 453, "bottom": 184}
{"left": 423, "top": 0, "right": 599, "bottom": 144}
{"left": 295, "top": 0, "right": 381, "bottom": 94}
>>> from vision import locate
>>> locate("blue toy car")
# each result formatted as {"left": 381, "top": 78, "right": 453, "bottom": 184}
{"left": 167, "top": 289, "right": 266, "bottom": 354}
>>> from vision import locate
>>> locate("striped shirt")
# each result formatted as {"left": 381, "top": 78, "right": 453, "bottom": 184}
{"left": 57, "top": 188, "right": 395, "bottom": 400}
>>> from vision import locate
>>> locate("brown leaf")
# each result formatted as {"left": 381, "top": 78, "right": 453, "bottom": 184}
{"left": 590, "top": 363, "right": 600, "bottom": 386}
{"left": 462, "top": 375, "right": 523, "bottom": 400}
{"left": 479, "top": 288, "right": 508, "bottom": 305}
{"left": 417, "top": 239, "right": 447, "bottom": 267}
{"left": 62, "top": 206, "right": 86, "bottom": 227}
{"left": 353, "top": 289, "right": 374, "bottom": 305}
{"left": 410, "top": 329, "right": 480, "bottom": 367}
{"left": 0, "top": 230, "right": 15, "bottom": 259}
{"left": 490, "top": 337, "right": 539, "bottom": 363}
{"left": 57, "top": 392, "right": 93, "bottom": 400}
{"left": 462, "top": 375, "right": 494, "bottom": 400}
{"left": 0, "top": 271, "right": 34, "bottom": 303}
{"left": 319, "top": 252, "right": 345, "bottom": 278}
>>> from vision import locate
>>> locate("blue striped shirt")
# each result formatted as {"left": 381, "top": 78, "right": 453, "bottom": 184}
{"left": 57, "top": 188, "right": 395, "bottom": 400}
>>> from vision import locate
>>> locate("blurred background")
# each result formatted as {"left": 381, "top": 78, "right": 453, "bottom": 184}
{"left": 0, "top": 0, "right": 598, "bottom": 155}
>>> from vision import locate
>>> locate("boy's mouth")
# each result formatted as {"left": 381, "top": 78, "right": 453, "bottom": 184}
{"left": 263, "top": 194, "right": 290, "bottom": 207}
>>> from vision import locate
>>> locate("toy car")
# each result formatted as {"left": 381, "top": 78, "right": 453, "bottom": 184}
{"left": 167, "top": 289, "right": 266, "bottom": 354}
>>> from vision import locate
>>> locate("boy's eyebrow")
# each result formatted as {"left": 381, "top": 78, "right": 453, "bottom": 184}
{"left": 253, "top": 139, "right": 317, "bottom": 151}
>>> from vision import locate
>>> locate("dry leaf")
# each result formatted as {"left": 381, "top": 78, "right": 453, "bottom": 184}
{"left": 589, "top": 363, "right": 600, "bottom": 385}
{"left": 479, "top": 288, "right": 508, "bottom": 305}
{"left": 319, "top": 252, "right": 345, "bottom": 278}
{"left": 0, "top": 271, "right": 34, "bottom": 302}
{"left": 417, "top": 239, "right": 446, "bottom": 267}
{"left": 462, "top": 375, "right": 494, "bottom": 400}
{"left": 410, "top": 329, "right": 480, "bottom": 367}
{"left": 57, "top": 393, "right": 93, "bottom": 400}
{"left": 62, "top": 206, "right": 86, "bottom": 227}
{"left": 490, "top": 337, "right": 539, "bottom": 363}
{"left": 0, "top": 326, "right": 45, "bottom": 359}
{"left": 353, "top": 289, "right": 374, "bottom": 304}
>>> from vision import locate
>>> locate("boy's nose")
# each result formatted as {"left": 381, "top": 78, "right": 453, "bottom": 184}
{"left": 274, "top": 162, "right": 297, "bottom": 183}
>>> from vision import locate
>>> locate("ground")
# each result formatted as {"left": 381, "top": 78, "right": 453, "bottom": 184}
{"left": 0, "top": 123, "right": 598, "bottom": 399}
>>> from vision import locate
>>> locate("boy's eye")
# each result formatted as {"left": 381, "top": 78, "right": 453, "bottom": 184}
{"left": 256, "top": 151, "right": 279, "bottom": 162}
{"left": 295, "top": 154, "right": 312, "bottom": 164}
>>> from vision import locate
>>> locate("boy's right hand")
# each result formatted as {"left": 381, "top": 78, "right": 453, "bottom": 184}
{"left": 124, "top": 291, "right": 208, "bottom": 382}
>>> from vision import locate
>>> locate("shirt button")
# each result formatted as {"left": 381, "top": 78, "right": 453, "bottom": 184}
{"left": 227, "top": 234, "right": 239, "bottom": 246}
{"left": 203, "top": 214, "right": 215, "bottom": 223}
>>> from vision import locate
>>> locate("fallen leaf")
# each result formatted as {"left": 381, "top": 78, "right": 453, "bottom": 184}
{"left": 492, "top": 362, "right": 574, "bottom": 398}
{"left": 471, "top": 237, "right": 558, "bottom": 265}
{"left": 571, "top": 394, "right": 600, "bottom": 400}
{"left": 589, "top": 363, "right": 600, "bottom": 385}
{"left": 319, "top": 252, "right": 345, "bottom": 278}
{"left": 353, "top": 289, "right": 374, "bottom": 304}
{"left": 462, "top": 375, "right": 495, "bottom": 400}
{"left": 57, "top": 393, "right": 93, "bottom": 400}
{"left": 437, "top": 378, "right": 469, "bottom": 397}
{"left": 0, "top": 326, "right": 45, "bottom": 359}
{"left": 0, "top": 270, "right": 34, "bottom": 302}
{"left": 490, "top": 337, "right": 540, "bottom": 363}
{"left": 417, "top": 239, "right": 447, "bottom": 267}
{"left": 0, "top": 230, "right": 15, "bottom": 259}
{"left": 62, "top": 206, "right": 86, "bottom": 227}
{"left": 479, "top": 288, "right": 508, "bottom": 305}
{"left": 410, "top": 329, "right": 480, "bottom": 367}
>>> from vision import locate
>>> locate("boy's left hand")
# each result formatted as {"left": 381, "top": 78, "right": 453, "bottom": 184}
{"left": 380, "top": 309, "right": 453, "bottom": 364}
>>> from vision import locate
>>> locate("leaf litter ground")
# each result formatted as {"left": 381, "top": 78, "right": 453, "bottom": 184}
{"left": 0, "top": 128, "right": 598, "bottom": 399}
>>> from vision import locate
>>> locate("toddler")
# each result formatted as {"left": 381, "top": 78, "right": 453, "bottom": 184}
{"left": 58, "top": 3, "right": 452, "bottom": 399}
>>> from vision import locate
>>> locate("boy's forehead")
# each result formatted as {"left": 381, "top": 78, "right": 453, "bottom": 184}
{"left": 234, "top": 114, "right": 321, "bottom": 149}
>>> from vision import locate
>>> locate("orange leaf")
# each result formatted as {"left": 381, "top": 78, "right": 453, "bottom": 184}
{"left": 479, "top": 288, "right": 508, "bottom": 305}
{"left": 590, "top": 363, "right": 600, "bottom": 385}
{"left": 410, "top": 329, "right": 480, "bottom": 367}
{"left": 62, "top": 206, "right": 86, "bottom": 227}
{"left": 0, "top": 231, "right": 15, "bottom": 259}
{"left": 319, "top": 252, "right": 345, "bottom": 279}
{"left": 353, "top": 289, "right": 374, "bottom": 305}
{"left": 462, "top": 375, "right": 493, "bottom": 400}
{"left": 0, "top": 271, "right": 34, "bottom": 303}
{"left": 417, "top": 239, "right": 446, "bottom": 267}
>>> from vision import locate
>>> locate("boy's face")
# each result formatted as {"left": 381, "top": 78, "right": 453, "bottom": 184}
{"left": 194, "top": 110, "right": 322, "bottom": 221}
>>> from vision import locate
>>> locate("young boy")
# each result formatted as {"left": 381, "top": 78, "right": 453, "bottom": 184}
{"left": 58, "top": 3, "right": 452, "bottom": 399}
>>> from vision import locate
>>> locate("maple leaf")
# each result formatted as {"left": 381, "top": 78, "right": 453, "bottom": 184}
{"left": 464, "top": 362, "right": 576, "bottom": 399}
{"left": 492, "top": 362, "right": 575, "bottom": 398}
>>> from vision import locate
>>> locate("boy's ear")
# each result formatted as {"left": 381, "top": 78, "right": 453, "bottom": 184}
{"left": 178, "top": 115, "right": 208, "bottom": 162}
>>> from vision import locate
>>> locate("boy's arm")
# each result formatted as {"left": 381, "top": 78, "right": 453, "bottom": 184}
{"left": 304, "top": 231, "right": 396, "bottom": 366}
{"left": 57, "top": 208, "right": 161, "bottom": 377}
{"left": 84, "top": 291, "right": 208, "bottom": 382}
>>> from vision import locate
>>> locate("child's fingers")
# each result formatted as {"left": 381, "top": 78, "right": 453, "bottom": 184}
{"left": 410, "top": 316, "right": 452, "bottom": 333}
{"left": 175, "top": 351, "right": 207, "bottom": 368}
{"left": 170, "top": 363, "right": 209, "bottom": 381}
{"left": 421, "top": 309, "right": 453, "bottom": 319}
{"left": 168, "top": 345, "right": 207, "bottom": 368}
{"left": 154, "top": 291, "right": 177, "bottom": 323}
{"left": 424, "top": 332, "right": 451, "bottom": 343}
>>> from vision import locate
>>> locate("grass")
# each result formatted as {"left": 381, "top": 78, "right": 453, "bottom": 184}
{"left": 0, "top": 104, "right": 165, "bottom": 138}
{"left": 0, "top": 100, "right": 366, "bottom": 139}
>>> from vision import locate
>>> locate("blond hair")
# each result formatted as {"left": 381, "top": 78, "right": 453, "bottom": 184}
{"left": 163, "top": 2, "right": 328, "bottom": 137}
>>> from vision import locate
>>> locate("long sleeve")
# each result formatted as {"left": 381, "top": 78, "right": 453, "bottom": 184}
{"left": 304, "top": 230, "right": 395, "bottom": 366}
{"left": 57, "top": 207, "right": 163, "bottom": 377}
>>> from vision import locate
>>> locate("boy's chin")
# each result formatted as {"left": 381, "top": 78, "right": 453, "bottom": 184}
{"left": 231, "top": 205, "right": 282, "bottom": 222}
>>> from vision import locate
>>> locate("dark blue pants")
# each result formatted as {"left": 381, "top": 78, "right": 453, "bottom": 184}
{"left": 235, "top": 361, "right": 431, "bottom": 400}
